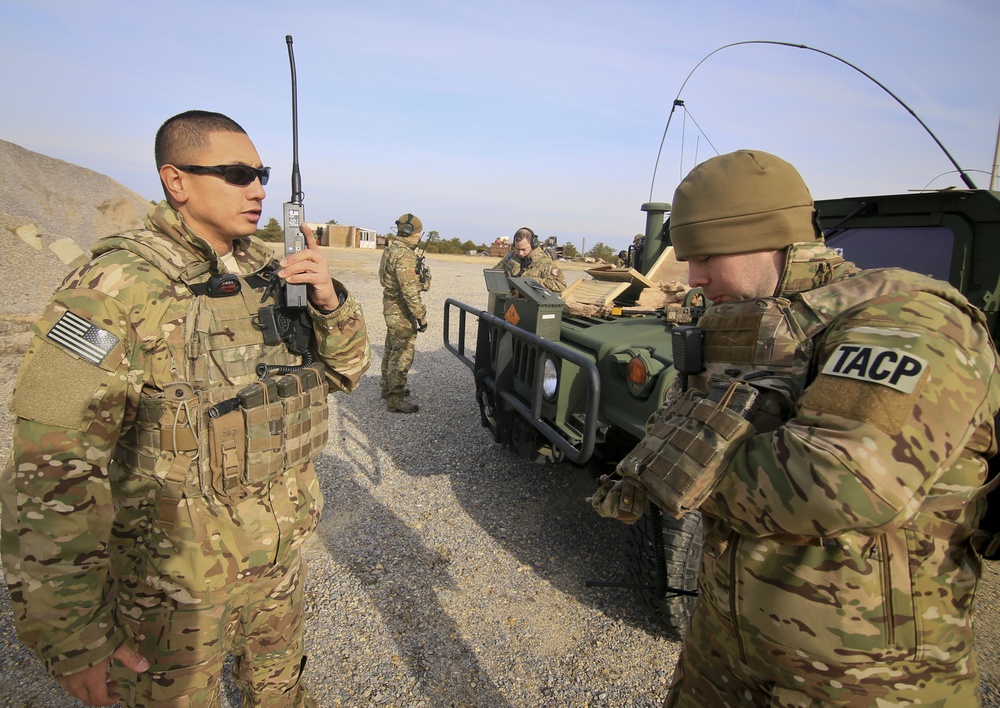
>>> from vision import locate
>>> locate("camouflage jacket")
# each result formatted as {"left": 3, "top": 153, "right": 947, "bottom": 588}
{"left": 0, "top": 202, "right": 370, "bottom": 677}
{"left": 380, "top": 232, "right": 427, "bottom": 329}
{"left": 496, "top": 246, "right": 566, "bottom": 293}
{"left": 690, "top": 242, "right": 1000, "bottom": 675}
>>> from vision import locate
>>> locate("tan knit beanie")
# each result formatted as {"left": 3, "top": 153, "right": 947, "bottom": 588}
{"left": 669, "top": 150, "right": 817, "bottom": 261}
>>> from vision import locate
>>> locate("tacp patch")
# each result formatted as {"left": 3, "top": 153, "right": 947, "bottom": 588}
{"left": 821, "top": 343, "right": 928, "bottom": 394}
{"left": 46, "top": 310, "right": 119, "bottom": 365}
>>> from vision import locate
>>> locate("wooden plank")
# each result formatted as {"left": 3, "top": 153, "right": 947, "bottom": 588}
{"left": 645, "top": 245, "right": 688, "bottom": 284}
{"left": 562, "top": 278, "right": 630, "bottom": 308}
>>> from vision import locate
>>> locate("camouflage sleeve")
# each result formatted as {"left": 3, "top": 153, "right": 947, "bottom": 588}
{"left": 701, "top": 292, "right": 1000, "bottom": 539}
{"left": 522, "top": 253, "right": 565, "bottom": 293}
{"left": 0, "top": 284, "right": 134, "bottom": 677}
{"left": 540, "top": 262, "right": 567, "bottom": 293}
{"left": 497, "top": 254, "right": 521, "bottom": 277}
{"left": 393, "top": 250, "right": 427, "bottom": 324}
{"left": 310, "top": 279, "right": 371, "bottom": 393}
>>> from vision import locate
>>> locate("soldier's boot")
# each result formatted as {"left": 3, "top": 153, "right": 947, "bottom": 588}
{"left": 387, "top": 398, "right": 419, "bottom": 413}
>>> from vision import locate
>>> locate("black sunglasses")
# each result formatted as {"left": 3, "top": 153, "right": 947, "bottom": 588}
{"left": 175, "top": 164, "right": 270, "bottom": 186}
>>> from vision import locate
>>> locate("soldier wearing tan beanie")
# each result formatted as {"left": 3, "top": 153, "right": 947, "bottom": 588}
{"left": 595, "top": 149, "right": 1000, "bottom": 706}
{"left": 669, "top": 149, "right": 821, "bottom": 262}
{"left": 666, "top": 150, "right": 823, "bottom": 303}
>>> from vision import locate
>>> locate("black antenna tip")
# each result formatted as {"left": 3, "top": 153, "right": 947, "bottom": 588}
{"left": 286, "top": 35, "right": 293, "bottom": 44}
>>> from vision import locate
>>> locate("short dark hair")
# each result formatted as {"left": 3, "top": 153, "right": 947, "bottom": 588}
{"left": 154, "top": 110, "right": 247, "bottom": 168}
{"left": 512, "top": 228, "right": 535, "bottom": 245}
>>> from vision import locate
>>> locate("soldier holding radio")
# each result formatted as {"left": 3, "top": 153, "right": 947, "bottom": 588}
{"left": 1, "top": 110, "right": 370, "bottom": 707}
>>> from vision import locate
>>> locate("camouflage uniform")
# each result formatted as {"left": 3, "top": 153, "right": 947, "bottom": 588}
{"left": 496, "top": 246, "right": 567, "bottom": 293}
{"left": 1, "top": 202, "right": 370, "bottom": 706}
{"left": 660, "top": 243, "right": 1000, "bottom": 706}
{"left": 379, "top": 230, "right": 427, "bottom": 407}
{"left": 595, "top": 150, "right": 1000, "bottom": 706}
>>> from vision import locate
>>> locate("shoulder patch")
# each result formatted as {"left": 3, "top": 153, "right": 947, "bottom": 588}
{"left": 822, "top": 343, "right": 927, "bottom": 394}
{"left": 46, "top": 310, "right": 119, "bottom": 365}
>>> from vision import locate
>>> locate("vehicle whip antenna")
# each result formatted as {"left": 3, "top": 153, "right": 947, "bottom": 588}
{"left": 649, "top": 40, "right": 977, "bottom": 202}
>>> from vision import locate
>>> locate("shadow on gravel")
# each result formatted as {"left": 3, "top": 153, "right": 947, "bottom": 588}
{"left": 332, "top": 341, "right": 672, "bottom": 640}
{"left": 311, "top": 411, "right": 513, "bottom": 705}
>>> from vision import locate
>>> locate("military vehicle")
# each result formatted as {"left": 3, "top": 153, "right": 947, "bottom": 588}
{"left": 443, "top": 186, "right": 1000, "bottom": 632}
{"left": 442, "top": 41, "right": 1000, "bottom": 632}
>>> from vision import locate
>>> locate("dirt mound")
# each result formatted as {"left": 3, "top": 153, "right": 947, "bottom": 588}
{"left": 0, "top": 138, "right": 152, "bottom": 315}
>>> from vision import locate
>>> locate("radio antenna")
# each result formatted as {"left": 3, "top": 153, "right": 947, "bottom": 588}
{"left": 286, "top": 35, "right": 303, "bottom": 204}
{"left": 282, "top": 34, "right": 308, "bottom": 307}
{"left": 649, "top": 40, "right": 977, "bottom": 201}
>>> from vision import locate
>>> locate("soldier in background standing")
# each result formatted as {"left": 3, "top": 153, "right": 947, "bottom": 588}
{"left": 594, "top": 150, "right": 1000, "bottom": 706}
{"left": 379, "top": 213, "right": 428, "bottom": 413}
{"left": 496, "top": 227, "right": 567, "bottom": 293}
{"left": 1, "top": 110, "right": 371, "bottom": 706}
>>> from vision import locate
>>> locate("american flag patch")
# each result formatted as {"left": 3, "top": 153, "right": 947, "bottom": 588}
{"left": 46, "top": 311, "right": 119, "bottom": 365}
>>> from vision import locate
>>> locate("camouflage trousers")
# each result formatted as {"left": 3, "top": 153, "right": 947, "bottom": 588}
{"left": 664, "top": 595, "right": 981, "bottom": 707}
{"left": 380, "top": 327, "right": 416, "bottom": 405}
{"left": 111, "top": 556, "right": 316, "bottom": 707}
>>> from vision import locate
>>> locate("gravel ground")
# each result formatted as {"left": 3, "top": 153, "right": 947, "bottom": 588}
{"left": 0, "top": 248, "right": 998, "bottom": 707}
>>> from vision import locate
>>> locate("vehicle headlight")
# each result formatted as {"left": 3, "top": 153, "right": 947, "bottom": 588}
{"left": 542, "top": 357, "right": 559, "bottom": 400}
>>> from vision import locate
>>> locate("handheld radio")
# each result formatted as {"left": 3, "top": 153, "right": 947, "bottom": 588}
{"left": 282, "top": 35, "right": 308, "bottom": 308}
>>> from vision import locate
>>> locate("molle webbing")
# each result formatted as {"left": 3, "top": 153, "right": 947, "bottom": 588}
{"left": 186, "top": 282, "right": 300, "bottom": 385}
{"left": 100, "top": 229, "right": 322, "bottom": 515}
{"left": 122, "top": 367, "right": 328, "bottom": 522}
{"left": 700, "top": 311, "right": 769, "bottom": 365}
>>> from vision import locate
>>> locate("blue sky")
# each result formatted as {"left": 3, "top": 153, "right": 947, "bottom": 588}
{"left": 2, "top": 0, "right": 998, "bottom": 253}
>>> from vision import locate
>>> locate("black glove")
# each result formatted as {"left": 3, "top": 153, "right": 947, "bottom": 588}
{"left": 417, "top": 319, "right": 428, "bottom": 332}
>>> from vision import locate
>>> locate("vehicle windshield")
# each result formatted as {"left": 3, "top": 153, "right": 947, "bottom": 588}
{"left": 825, "top": 226, "right": 954, "bottom": 281}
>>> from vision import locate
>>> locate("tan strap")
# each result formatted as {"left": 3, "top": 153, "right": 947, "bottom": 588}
{"left": 219, "top": 427, "right": 242, "bottom": 494}
{"left": 158, "top": 453, "right": 194, "bottom": 530}
{"left": 901, "top": 511, "right": 972, "bottom": 545}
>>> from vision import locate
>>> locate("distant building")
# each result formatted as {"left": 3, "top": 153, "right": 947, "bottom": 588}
{"left": 308, "top": 223, "right": 378, "bottom": 249}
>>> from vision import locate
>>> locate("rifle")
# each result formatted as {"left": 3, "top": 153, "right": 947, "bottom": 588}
{"left": 415, "top": 232, "right": 436, "bottom": 291}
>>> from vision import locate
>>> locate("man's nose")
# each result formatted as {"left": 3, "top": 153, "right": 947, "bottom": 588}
{"left": 247, "top": 178, "right": 266, "bottom": 200}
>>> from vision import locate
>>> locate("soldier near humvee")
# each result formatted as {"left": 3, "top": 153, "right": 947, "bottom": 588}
{"left": 379, "top": 213, "right": 429, "bottom": 413}
{"left": 1, "top": 110, "right": 371, "bottom": 707}
{"left": 594, "top": 150, "right": 1000, "bottom": 705}
{"left": 496, "top": 227, "right": 567, "bottom": 293}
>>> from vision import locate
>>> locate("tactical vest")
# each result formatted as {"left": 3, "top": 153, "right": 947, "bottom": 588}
{"left": 92, "top": 230, "right": 328, "bottom": 524}
{"left": 691, "top": 263, "right": 997, "bottom": 551}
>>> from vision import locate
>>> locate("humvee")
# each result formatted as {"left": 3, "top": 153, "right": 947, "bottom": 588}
{"left": 443, "top": 186, "right": 1000, "bottom": 632}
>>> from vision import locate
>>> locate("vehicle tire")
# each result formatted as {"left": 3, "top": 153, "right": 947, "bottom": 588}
{"left": 625, "top": 505, "right": 702, "bottom": 636}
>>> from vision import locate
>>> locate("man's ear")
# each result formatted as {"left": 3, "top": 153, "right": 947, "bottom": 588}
{"left": 159, "top": 164, "right": 189, "bottom": 206}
